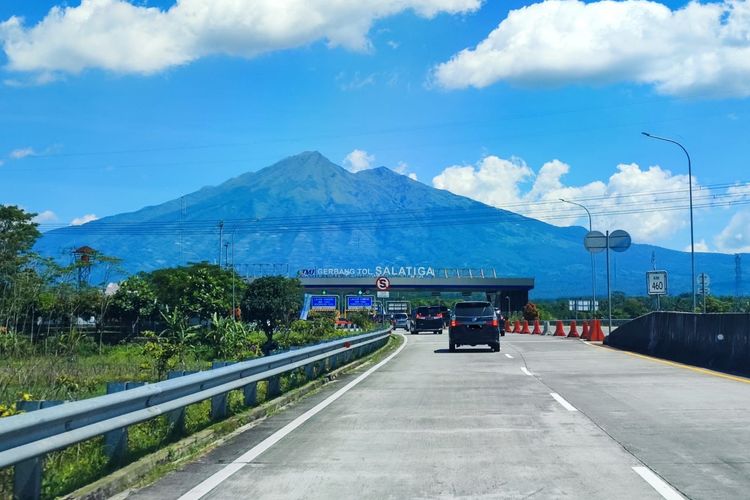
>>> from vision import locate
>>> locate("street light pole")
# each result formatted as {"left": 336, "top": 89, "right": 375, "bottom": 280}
{"left": 560, "top": 198, "right": 597, "bottom": 318}
{"left": 506, "top": 296, "right": 511, "bottom": 321}
{"left": 642, "top": 132, "right": 696, "bottom": 311}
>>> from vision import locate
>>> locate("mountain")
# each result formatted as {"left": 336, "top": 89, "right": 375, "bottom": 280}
{"left": 35, "top": 151, "right": 746, "bottom": 298}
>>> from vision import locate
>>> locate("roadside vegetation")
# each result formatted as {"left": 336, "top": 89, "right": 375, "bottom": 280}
{"left": 0, "top": 205, "right": 386, "bottom": 499}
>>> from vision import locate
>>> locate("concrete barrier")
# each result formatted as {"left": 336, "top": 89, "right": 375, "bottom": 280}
{"left": 605, "top": 312, "right": 750, "bottom": 375}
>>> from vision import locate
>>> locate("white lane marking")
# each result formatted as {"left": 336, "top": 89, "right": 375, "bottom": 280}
{"left": 520, "top": 367, "right": 533, "bottom": 376}
{"left": 178, "top": 334, "right": 408, "bottom": 500}
{"left": 550, "top": 392, "right": 578, "bottom": 412}
{"left": 505, "top": 353, "right": 514, "bottom": 359}
{"left": 632, "top": 466, "right": 685, "bottom": 500}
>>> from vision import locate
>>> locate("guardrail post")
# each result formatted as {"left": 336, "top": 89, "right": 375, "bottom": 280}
{"left": 304, "top": 362, "right": 316, "bottom": 380}
{"left": 166, "top": 371, "right": 197, "bottom": 434}
{"left": 13, "top": 400, "right": 64, "bottom": 500}
{"left": 211, "top": 362, "right": 236, "bottom": 421}
{"left": 267, "top": 375, "right": 281, "bottom": 399}
{"left": 105, "top": 382, "right": 145, "bottom": 464}
{"left": 243, "top": 381, "right": 257, "bottom": 406}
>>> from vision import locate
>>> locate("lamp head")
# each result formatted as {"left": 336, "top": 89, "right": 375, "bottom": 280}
{"left": 641, "top": 131, "right": 651, "bottom": 137}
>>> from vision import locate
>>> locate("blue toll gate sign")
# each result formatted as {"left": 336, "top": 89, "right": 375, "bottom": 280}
{"left": 346, "top": 295, "right": 374, "bottom": 310}
{"left": 311, "top": 295, "right": 338, "bottom": 310}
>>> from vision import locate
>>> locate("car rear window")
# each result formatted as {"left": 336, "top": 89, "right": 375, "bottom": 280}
{"left": 395, "top": 313, "right": 407, "bottom": 319}
{"left": 416, "top": 306, "right": 429, "bottom": 315}
{"left": 454, "top": 302, "right": 494, "bottom": 317}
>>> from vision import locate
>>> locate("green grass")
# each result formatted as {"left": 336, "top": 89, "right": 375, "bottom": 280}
{"left": 0, "top": 327, "right": 391, "bottom": 499}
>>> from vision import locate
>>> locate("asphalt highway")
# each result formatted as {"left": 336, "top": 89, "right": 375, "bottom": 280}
{"left": 127, "top": 331, "right": 750, "bottom": 500}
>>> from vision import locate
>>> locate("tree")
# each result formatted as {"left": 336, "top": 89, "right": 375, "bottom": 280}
{"left": 242, "top": 276, "right": 302, "bottom": 354}
{"left": 0, "top": 205, "right": 40, "bottom": 280}
{"left": 149, "top": 263, "right": 245, "bottom": 321}
{"left": 523, "top": 302, "right": 540, "bottom": 321}
{"left": 0, "top": 206, "right": 41, "bottom": 333}
{"left": 111, "top": 275, "right": 157, "bottom": 331}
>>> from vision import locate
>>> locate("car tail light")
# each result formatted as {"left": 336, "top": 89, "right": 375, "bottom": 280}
{"left": 416, "top": 314, "right": 425, "bottom": 319}
{"left": 436, "top": 313, "right": 443, "bottom": 319}
{"left": 486, "top": 319, "right": 499, "bottom": 327}
{"left": 450, "top": 319, "right": 458, "bottom": 327}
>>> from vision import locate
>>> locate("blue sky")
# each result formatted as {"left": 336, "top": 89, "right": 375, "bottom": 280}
{"left": 1, "top": 0, "right": 749, "bottom": 253}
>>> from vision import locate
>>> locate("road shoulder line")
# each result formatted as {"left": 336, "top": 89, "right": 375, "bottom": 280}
{"left": 588, "top": 343, "right": 750, "bottom": 385}
{"left": 177, "top": 333, "right": 409, "bottom": 500}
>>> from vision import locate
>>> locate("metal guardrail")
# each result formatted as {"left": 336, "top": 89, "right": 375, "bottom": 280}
{"left": 0, "top": 327, "right": 392, "bottom": 497}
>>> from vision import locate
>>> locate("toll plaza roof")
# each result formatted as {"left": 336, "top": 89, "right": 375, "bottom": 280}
{"left": 299, "top": 276, "right": 534, "bottom": 293}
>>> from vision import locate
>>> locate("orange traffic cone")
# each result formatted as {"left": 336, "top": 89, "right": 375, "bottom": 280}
{"left": 553, "top": 320, "right": 566, "bottom": 336}
{"left": 532, "top": 319, "right": 542, "bottom": 335}
{"left": 581, "top": 321, "right": 591, "bottom": 340}
{"left": 505, "top": 319, "right": 512, "bottom": 333}
{"left": 590, "top": 319, "right": 605, "bottom": 342}
{"left": 567, "top": 320, "right": 580, "bottom": 338}
{"left": 513, "top": 320, "right": 521, "bottom": 333}
{"left": 521, "top": 320, "right": 531, "bottom": 334}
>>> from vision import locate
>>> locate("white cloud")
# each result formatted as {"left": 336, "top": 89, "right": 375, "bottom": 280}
{"left": 690, "top": 239, "right": 711, "bottom": 252}
{"left": 70, "top": 213, "right": 98, "bottom": 226}
{"left": 343, "top": 149, "right": 375, "bottom": 173}
{"left": 715, "top": 211, "right": 750, "bottom": 253}
{"left": 433, "top": 0, "right": 750, "bottom": 98}
{"left": 32, "top": 210, "right": 58, "bottom": 223}
{"left": 336, "top": 71, "right": 376, "bottom": 91}
{"left": 432, "top": 155, "right": 699, "bottom": 243}
{"left": 1, "top": 0, "right": 481, "bottom": 76}
{"left": 393, "top": 160, "right": 418, "bottom": 180}
{"left": 9, "top": 147, "right": 36, "bottom": 159}
{"left": 727, "top": 183, "right": 750, "bottom": 198}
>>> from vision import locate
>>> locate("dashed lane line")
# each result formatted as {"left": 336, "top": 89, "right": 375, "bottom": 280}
{"left": 550, "top": 392, "right": 578, "bottom": 412}
{"left": 632, "top": 466, "right": 685, "bottom": 500}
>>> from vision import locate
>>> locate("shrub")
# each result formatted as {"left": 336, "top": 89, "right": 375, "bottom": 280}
{"left": 523, "top": 302, "right": 540, "bottom": 321}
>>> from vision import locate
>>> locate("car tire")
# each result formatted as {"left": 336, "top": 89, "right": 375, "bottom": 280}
{"left": 449, "top": 343, "right": 456, "bottom": 352}
{"left": 490, "top": 342, "right": 500, "bottom": 352}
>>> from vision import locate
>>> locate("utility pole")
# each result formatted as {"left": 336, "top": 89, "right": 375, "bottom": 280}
{"left": 218, "top": 220, "right": 224, "bottom": 267}
{"left": 231, "top": 232, "right": 236, "bottom": 317}
{"left": 179, "top": 197, "right": 186, "bottom": 265}
{"left": 736, "top": 254, "right": 742, "bottom": 311}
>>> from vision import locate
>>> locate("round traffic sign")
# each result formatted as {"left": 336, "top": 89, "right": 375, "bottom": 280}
{"left": 583, "top": 231, "right": 607, "bottom": 253}
{"left": 375, "top": 276, "right": 391, "bottom": 291}
{"left": 609, "top": 229, "right": 632, "bottom": 252}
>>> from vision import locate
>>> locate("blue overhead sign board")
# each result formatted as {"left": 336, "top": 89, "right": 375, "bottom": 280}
{"left": 311, "top": 295, "right": 338, "bottom": 310}
{"left": 346, "top": 295, "right": 374, "bottom": 310}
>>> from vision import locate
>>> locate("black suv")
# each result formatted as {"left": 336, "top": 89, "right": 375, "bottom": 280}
{"left": 449, "top": 301, "right": 500, "bottom": 352}
{"left": 410, "top": 305, "right": 444, "bottom": 335}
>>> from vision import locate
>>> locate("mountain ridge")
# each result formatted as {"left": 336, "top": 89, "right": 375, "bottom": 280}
{"left": 34, "top": 151, "right": 745, "bottom": 298}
